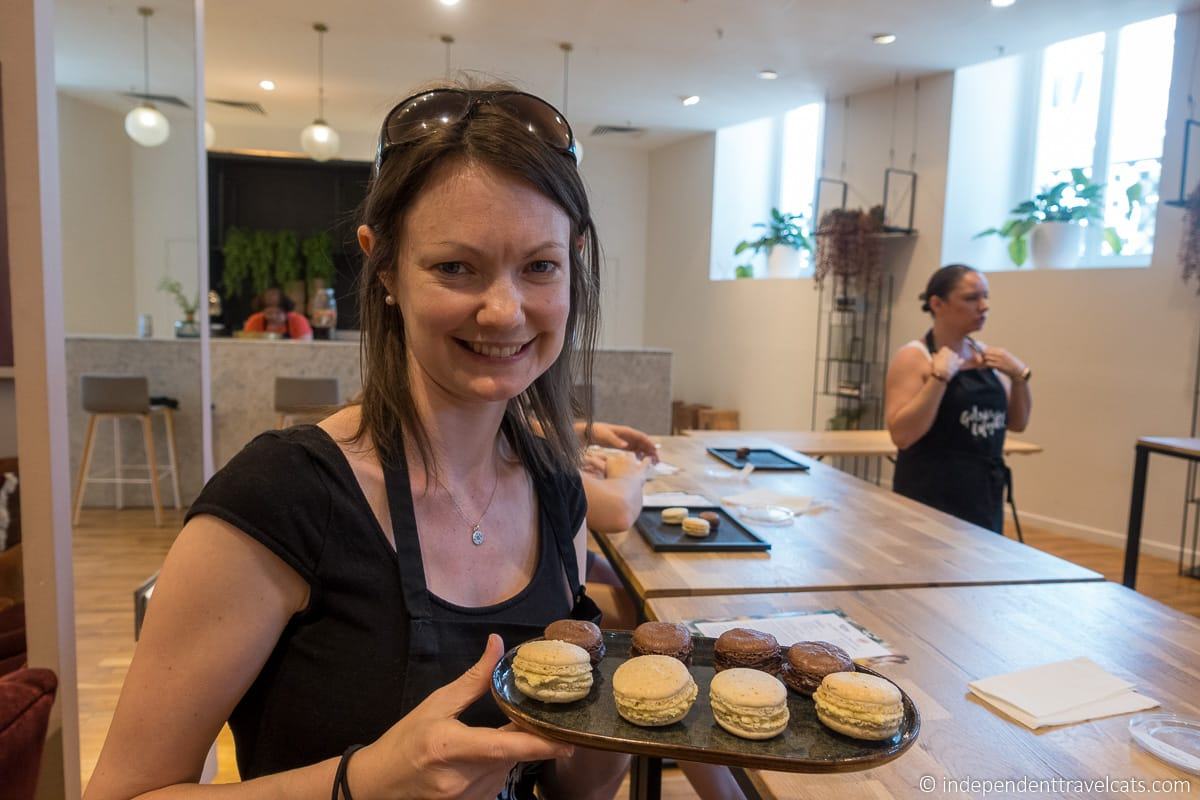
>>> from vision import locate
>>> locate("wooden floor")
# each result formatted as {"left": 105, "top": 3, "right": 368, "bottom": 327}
{"left": 71, "top": 509, "right": 1200, "bottom": 795}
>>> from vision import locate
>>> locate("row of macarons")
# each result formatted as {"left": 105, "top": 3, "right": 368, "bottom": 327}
{"left": 512, "top": 620, "right": 905, "bottom": 742}
{"left": 660, "top": 506, "right": 720, "bottom": 537}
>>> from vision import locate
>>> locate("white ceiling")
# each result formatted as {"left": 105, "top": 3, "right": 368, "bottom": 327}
{"left": 56, "top": 0, "right": 1199, "bottom": 151}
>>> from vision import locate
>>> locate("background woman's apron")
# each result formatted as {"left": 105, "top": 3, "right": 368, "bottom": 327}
{"left": 892, "top": 332, "right": 1009, "bottom": 533}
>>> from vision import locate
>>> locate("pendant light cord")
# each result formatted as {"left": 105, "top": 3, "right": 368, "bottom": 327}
{"left": 561, "top": 43, "right": 572, "bottom": 114}
{"left": 911, "top": 78, "right": 920, "bottom": 170}
{"left": 317, "top": 25, "right": 326, "bottom": 120}
{"left": 840, "top": 96, "right": 849, "bottom": 178}
{"left": 442, "top": 35, "right": 454, "bottom": 80}
{"left": 141, "top": 8, "right": 151, "bottom": 96}
{"left": 888, "top": 71, "right": 899, "bottom": 168}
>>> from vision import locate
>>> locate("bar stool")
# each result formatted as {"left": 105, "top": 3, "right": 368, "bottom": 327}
{"left": 72, "top": 375, "right": 181, "bottom": 526}
{"left": 275, "top": 377, "right": 339, "bottom": 428}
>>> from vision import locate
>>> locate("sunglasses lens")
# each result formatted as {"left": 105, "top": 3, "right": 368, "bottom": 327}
{"left": 384, "top": 90, "right": 472, "bottom": 146}
{"left": 494, "top": 93, "right": 574, "bottom": 152}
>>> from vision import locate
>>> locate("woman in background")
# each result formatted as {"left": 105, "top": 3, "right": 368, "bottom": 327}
{"left": 243, "top": 286, "right": 314, "bottom": 340}
{"left": 885, "top": 264, "right": 1032, "bottom": 533}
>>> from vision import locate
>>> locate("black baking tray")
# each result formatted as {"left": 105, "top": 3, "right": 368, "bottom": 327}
{"left": 634, "top": 506, "right": 770, "bottom": 552}
{"left": 707, "top": 447, "right": 810, "bottom": 471}
{"left": 492, "top": 632, "right": 920, "bottom": 774}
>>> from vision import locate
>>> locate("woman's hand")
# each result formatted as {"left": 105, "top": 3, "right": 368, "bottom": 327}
{"left": 930, "top": 347, "right": 963, "bottom": 383}
{"left": 604, "top": 451, "right": 653, "bottom": 482}
{"left": 982, "top": 346, "right": 1027, "bottom": 380}
{"left": 581, "top": 451, "right": 608, "bottom": 478}
{"left": 349, "top": 635, "right": 573, "bottom": 800}
{"left": 585, "top": 423, "right": 659, "bottom": 463}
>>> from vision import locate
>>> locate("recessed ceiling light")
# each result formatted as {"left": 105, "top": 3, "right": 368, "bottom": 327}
{"left": 990, "top": 0, "right": 1016, "bottom": 6}
{"left": 258, "top": 79, "right": 276, "bottom": 91}
{"left": 872, "top": 33, "right": 897, "bottom": 45}
{"left": 682, "top": 95, "right": 700, "bottom": 106}
{"left": 439, "top": 0, "right": 460, "bottom": 5}
{"left": 758, "top": 69, "right": 779, "bottom": 80}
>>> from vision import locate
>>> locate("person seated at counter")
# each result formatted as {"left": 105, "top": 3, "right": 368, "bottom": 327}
{"left": 885, "top": 264, "right": 1033, "bottom": 533}
{"left": 242, "top": 286, "right": 314, "bottom": 340}
{"left": 85, "top": 82, "right": 628, "bottom": 800}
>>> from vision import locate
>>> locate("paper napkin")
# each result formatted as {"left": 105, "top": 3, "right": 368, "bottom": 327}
{"left": 967, "top": 656, "right": 1159, "bottom": 729}
{"left": 720, "top": 488, "right": 813, "bottom": 514}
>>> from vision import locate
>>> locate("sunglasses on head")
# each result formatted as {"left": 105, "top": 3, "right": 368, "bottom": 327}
{"left": 373, "top": 89, "right": 578, "bottom": 175}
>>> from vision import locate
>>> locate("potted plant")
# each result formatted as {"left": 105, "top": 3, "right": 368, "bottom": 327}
{"left": 302, "top": 231, "right": 336, "bottom": 293}
{"left": 157, "top": 276, "right": 200, "bottom": 337}
{"left": 814, "top": 208, "right": 882, "bottom": 289}
{"left": 733, "top": 208, "right": 811, "bottom": 278}
{"left": 221, "top": 227, "right": 253, "bottom": 298}
{"left": 273, "top": 230, "right": 305, "bottom": 311}
{"left": 1182, "top": 184, "right": 1200, "bottom": 294}
{"left": 975, "top": 169, "right": 1123, "bottom": 268}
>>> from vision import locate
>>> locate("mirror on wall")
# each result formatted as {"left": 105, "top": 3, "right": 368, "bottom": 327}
{"left": 53, "top": 0, "right": 206, "bottom": 784}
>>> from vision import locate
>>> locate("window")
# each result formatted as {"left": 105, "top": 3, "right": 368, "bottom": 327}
{"left": 1031, "top": 14, "right": 1176, "bottom": 265}
{"left": 709, "top": 102, "right": 824, "bottom": 279}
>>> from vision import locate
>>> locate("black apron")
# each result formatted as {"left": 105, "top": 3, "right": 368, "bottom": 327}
{"left": 383, "top": 448, "right": 601, "bottom": 799}
{"left": 893, "top": 331, "right": 1009, "bottom": 533}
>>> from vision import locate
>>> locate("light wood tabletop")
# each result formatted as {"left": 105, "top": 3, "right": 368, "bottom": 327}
{"left": 683, "top": 428, "right": 1043, "bottom": 457}
{"left": 646, "top": 582, "right": 1199, "bottom": 799}
{"left": 591, "top": 436, "right": 1100, "bottom": 600}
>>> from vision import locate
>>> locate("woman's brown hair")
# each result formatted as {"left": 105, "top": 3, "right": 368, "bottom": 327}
{"left": 353, "top": 79, "right": 599, "bottom": 481}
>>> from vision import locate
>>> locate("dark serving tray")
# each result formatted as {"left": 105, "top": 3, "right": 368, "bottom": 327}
{"left": 492, "top": 632, "right": 920, "bottom": 774}
{"left": 708, "top": 447, "right": 810, "bottom": 471}
{"left": 634, "top": 507, "right": 769, "bottom": 552}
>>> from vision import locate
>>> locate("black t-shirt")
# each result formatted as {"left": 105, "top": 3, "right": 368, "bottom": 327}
{"left": 186, "top": 425, "right": 586, "bottom": 779}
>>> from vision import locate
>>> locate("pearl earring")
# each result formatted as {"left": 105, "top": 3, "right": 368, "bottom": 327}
{"left": 385, "top": 295, "right": 395, "bottom": 306}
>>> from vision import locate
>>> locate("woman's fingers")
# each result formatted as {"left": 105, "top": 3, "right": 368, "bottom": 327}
{"left": 444, "top": 725, "right": 574, "bottom": 765}
{"left": 421, "top": 634, "right": 505, "bottom": 719}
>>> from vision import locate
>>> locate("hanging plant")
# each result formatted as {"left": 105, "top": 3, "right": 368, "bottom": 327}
{"left": 303, "top": 231, "right": 336, "bottom": 286}
{"left": 249, "top": 230, "right": 276, "bottom": 297}
{"left": 273, "top": 230, "right": 302, "bottom": 286}
{"left": 221, "top": 227, "right": 253, "bottom": 298}
{"left": 1182, "top": 184, "right": 1200, "bottom": 294}
{"left": 814, "top": 208, "right": 882, "bottom": 288}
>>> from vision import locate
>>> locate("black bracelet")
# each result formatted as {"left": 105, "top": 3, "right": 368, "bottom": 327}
{"left": 332, "top": 744, "right": 366, "bottom": 800}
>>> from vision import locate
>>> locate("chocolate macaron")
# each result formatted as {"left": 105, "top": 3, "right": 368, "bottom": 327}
{"left": 781, "top": 641, "right": 854, "bottom": 695}
{"left": 714, "top": 628, "right": 782, "bottom": 674}
{"left": 631, "top": 621, "right": 694, "bottom": 665}
{"left": 544, "top": 619, "right": 605, "bottom": 666}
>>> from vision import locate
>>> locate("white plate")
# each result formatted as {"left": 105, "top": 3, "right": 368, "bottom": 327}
{"left": 1129, "top": 713, "right": 1200, "bottom": 775}
{"left": 735, "top": 505, "right": 795, "bottom": 526}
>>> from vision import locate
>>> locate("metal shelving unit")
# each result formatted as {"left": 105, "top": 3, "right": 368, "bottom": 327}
{"left": 810, "top": 273, "right": 894, "bottom": 483}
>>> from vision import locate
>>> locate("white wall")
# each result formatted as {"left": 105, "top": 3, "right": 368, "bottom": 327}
{"left": 131, "top": 108, "right": 202, "bottom": 338}
{"left": 642, "top": 13, "right": 1200, "bottom": 560}
{"left": 643, "top": 75, "right": 954, "bottom": 432}
{"left": 57, "top": 93, "right": 135, "bottom": 335}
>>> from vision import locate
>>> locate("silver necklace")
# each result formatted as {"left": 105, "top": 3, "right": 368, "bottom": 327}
{"left": 438, "top": 454, "right": 500, "bottom": 546}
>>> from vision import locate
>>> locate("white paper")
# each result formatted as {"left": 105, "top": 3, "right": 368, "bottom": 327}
{"left": 969, "top": 689, "right": 1158, "bottom": 730}
{"left": 721, "top": 488, "right": 813, "bottom": 514}
{"left": 642, "top": 492, "right": 715, "bottom": 509}
{"left": 652, "top": 461, "right": 680, "bottom": 476}
{"left": 691, "top": 611, "right": 892, "bottom": 661}
{"left": 968, "top": 657, "right": 1134, "bottom": 718}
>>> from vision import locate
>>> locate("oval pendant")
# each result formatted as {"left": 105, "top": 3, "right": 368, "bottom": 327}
{"left": 471, "top": 528, "right": 484, "bottom": 546}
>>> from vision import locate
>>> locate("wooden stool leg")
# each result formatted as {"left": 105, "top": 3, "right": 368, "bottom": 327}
{"left": 113, "top": 416, "right": 124, "bottom": 510}
{"left": 73, "top": 414, "right": 99, "bottom": 525}
{"left": 162, "top": 409, "right": 181, "bottom": 510}
{"left": 140, "top": 414, "right": 163, "bottom": 526}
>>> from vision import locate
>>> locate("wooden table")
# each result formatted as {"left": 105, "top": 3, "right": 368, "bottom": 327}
{"left": 646, "top": 582, "right": 1199, "bottom": 799}
{"left": 682, "top": 428, "right": 1043, "bottom": 458}
{"left": 594, "top": 437, "right": 1100, "bottom": 603}
{"left": 1124, "top": 436, "right": 1200, "bottom": 589}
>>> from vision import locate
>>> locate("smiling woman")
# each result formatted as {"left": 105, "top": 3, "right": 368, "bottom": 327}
{"left": 84, "top": 80, "right": 624, "bottom": 800}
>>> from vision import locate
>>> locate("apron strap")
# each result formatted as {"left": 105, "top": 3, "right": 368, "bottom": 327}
{"left": 382, "top": 448, "right": 438, "bottom": 652}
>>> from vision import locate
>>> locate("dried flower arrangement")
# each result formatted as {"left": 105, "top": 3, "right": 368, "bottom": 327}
{"left": 1182, "top": 184, "right": 1200, "bottom": 294}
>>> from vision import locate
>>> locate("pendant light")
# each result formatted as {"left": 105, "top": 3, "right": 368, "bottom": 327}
{"left": 300, "top": 22, "right": 340, "bottom": 161}
{"left": 124, "top": 7, "right": 170, "bottom": 147}
{"left": 560, "top": 42, "right": 582, "bottom": 165}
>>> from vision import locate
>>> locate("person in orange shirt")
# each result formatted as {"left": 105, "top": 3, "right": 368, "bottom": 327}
{"left": 242, "top": 287, "right": 313, "bottom": 340}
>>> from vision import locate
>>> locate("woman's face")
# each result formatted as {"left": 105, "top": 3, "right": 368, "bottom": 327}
{"left": 386, "top": 159, "right": 571, "bottom": 405}
{"left": 933, "top": 270, "right": 990, "bottom": 333}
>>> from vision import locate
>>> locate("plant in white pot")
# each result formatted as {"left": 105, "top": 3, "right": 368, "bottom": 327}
{"left": 975, "top": 169, "right": 1124, "bottom": 268}
{"left": 733, "top": 208, "right": 812, "bottom": 278}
